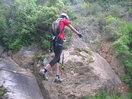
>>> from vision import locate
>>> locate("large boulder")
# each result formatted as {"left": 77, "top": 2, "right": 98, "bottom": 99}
{"left": 91, "top": 52, "right": 121, "bottom": 92}
{"left": 0, "top": 57, "right": 44, "bottom": 99}
{"left": 12, "top": 45, "right": 38, "bottom": 69}
{"left": 41, "top": 35, "right": 121, "bottom": 99}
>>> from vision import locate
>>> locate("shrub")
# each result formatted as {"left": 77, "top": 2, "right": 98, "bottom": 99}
{"left": 105, "top": 16, "right": 132, "bottom": 87}
{"left": 107, "top": 5, "right": 125, "bottom": 18}
{"left": 83, "top": 1, "right": 90, "bottom": 8}
{"left": 46, "top": 0, "right": 64, "bottom": 10}
{"left": 35, "top": 6, "right": 59, "bottom": 50}
{"left": 0, "top": 0, "right": 65, "bottom": 51}
{"left": 0, "top": 17, "right": 7, "bottom": 45}
{"left": 82, "top": 2, "right": 103, "bottom": 16}
{"left": 0, "top": 87, "right": 6, "bottom": 97}
{"left": 81, "top": 91, "right": 132, "bottom": 99}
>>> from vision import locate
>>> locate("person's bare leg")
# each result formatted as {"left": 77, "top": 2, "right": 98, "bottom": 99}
{"left": 54, "top": 63, "right": 60, "bottom": 75}
{"left": 44, "top": 64, "right": 51, "bottom": 71}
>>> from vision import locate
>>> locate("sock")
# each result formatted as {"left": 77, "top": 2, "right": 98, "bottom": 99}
{"left": 56, "top": 75, "right": 60, "bottom": 79}
{"left": 44, "top": 69, "right": 48, "bottom": 73}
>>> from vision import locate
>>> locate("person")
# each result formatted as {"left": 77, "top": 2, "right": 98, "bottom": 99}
{"left": 39, "top": 13, "right": 82, "bottom": 83}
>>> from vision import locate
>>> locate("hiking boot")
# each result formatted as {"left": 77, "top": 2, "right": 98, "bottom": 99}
{"left": 39, "top": 69, "right": 48, "bottom": 81}
{"left": 54, "top": 77, "right": 63, "bottom": 83}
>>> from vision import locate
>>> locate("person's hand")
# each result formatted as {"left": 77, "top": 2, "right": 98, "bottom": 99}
{"left": 77, "top": 33, "right": 82, "bottom": 38}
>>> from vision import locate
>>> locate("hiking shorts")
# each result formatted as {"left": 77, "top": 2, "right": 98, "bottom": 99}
{"left": 49, "top": 37, "right": 63, "bottom": 66}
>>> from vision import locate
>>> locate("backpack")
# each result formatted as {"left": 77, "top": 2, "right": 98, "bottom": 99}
{"left": 52, "top": 18, "right": 63, "bottom": 36}
{"left": 50, "top": 18, "right": 63, "bottom": 52}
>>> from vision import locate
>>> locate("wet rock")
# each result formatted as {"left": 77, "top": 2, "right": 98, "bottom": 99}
{"left": 0, "top": 57, "right": 43, "bottom": 99}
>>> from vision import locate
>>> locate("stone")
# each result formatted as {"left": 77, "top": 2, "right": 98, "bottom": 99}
{"left": 12, "top": 48, "right": 35, "bottom": 69}
{"left": 41, "top": 37, "right": 121, "bottom": 98}
{"left": 0, "top": 57, "right": 43, "bottom": 99}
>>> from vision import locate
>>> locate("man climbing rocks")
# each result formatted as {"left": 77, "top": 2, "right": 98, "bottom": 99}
{"left": 39, "top": 13, "right": 82, "bottom": 83}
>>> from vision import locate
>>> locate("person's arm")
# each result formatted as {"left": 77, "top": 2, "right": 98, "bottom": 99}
{"left": 67, "top": 24, "right": 82, "bottom": 38}
{"left": 67, "top": 24, "right": 79, "bottom": 34}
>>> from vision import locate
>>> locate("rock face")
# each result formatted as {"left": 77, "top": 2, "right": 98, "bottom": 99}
{"left": 98, "top": 40, "right": 124, "bottom": 75}
{"left": 91, "top": 52, "right": 121, "bottom": 92}
{"left": 40, "top": 35, "right": 121, "bottom": 99}
{"left": 12, "top": 47, "right": 36, "bottom": 69}
{"left": 0, "top": 56, "right": 43, "bottom": 99}
{"left": 12, "top": 44, "right": 41, "bottom": 69}
{"left": 0, "top": 35, "right": 122, "bottom": 99}
{"left": 0, "top": 45, "right": 45, "bottom": 99}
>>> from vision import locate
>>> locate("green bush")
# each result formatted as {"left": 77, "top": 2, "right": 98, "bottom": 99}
{"left": 0, "top": 0, "right": 37, "bottom": 50}
{"left": 35, "top": 6, "right": 59, "bottom": 50}
{"left": 0, "top": 87, "right": 6, "bottom": 97}
{"left": 0, "top": 17, "right": 7, "bottom": 45}
{"left": 107, "top": 5, "right": 125, "bottom": 17}
{"left": 105, "top": 16, "right": 132, "bottom": 87}
{"left": 81, "top": 91, "right": 132, "bottom": 99}
{"left": 0, "top": 0, "right": 65, "bottom": 51}
{"left": 46, "top": 0, "right": 64, "bottom": 9}
{"left": 82, "top": 2, "right": 102, "bottom": 16}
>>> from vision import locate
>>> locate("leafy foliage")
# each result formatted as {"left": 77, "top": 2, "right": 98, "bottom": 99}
{"left": 0, "top": 87, "right": 6, "bottom": 97}
{"left": 0, "top": 0, "right": 64, "bottom": 50}
{"left": 0, "top": 1, "right": 36, "bottom": 50}
{"left": 84, "top": 0, "right": 124, "bottom": 6}
{"left": 81, "top": 91, "right": 132, "bottom": 99}
{"left": 46, "top": 0, "right": 64, "bottom": 9}
{"left": 106, "top": 16, "right": 132, "bottom": 87}
{"left": 35, "top": 6, "right": 59, "bottom": 49}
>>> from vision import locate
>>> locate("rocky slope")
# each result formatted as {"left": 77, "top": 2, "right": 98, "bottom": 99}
{"left": 0, "top": 33, "right": 122, "bottom": 99}
{"left": 0, "top": 45, "right": 46, "bottom": 99}
{"left": 39, "top": 34, "right": 122, "bottom": 99}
